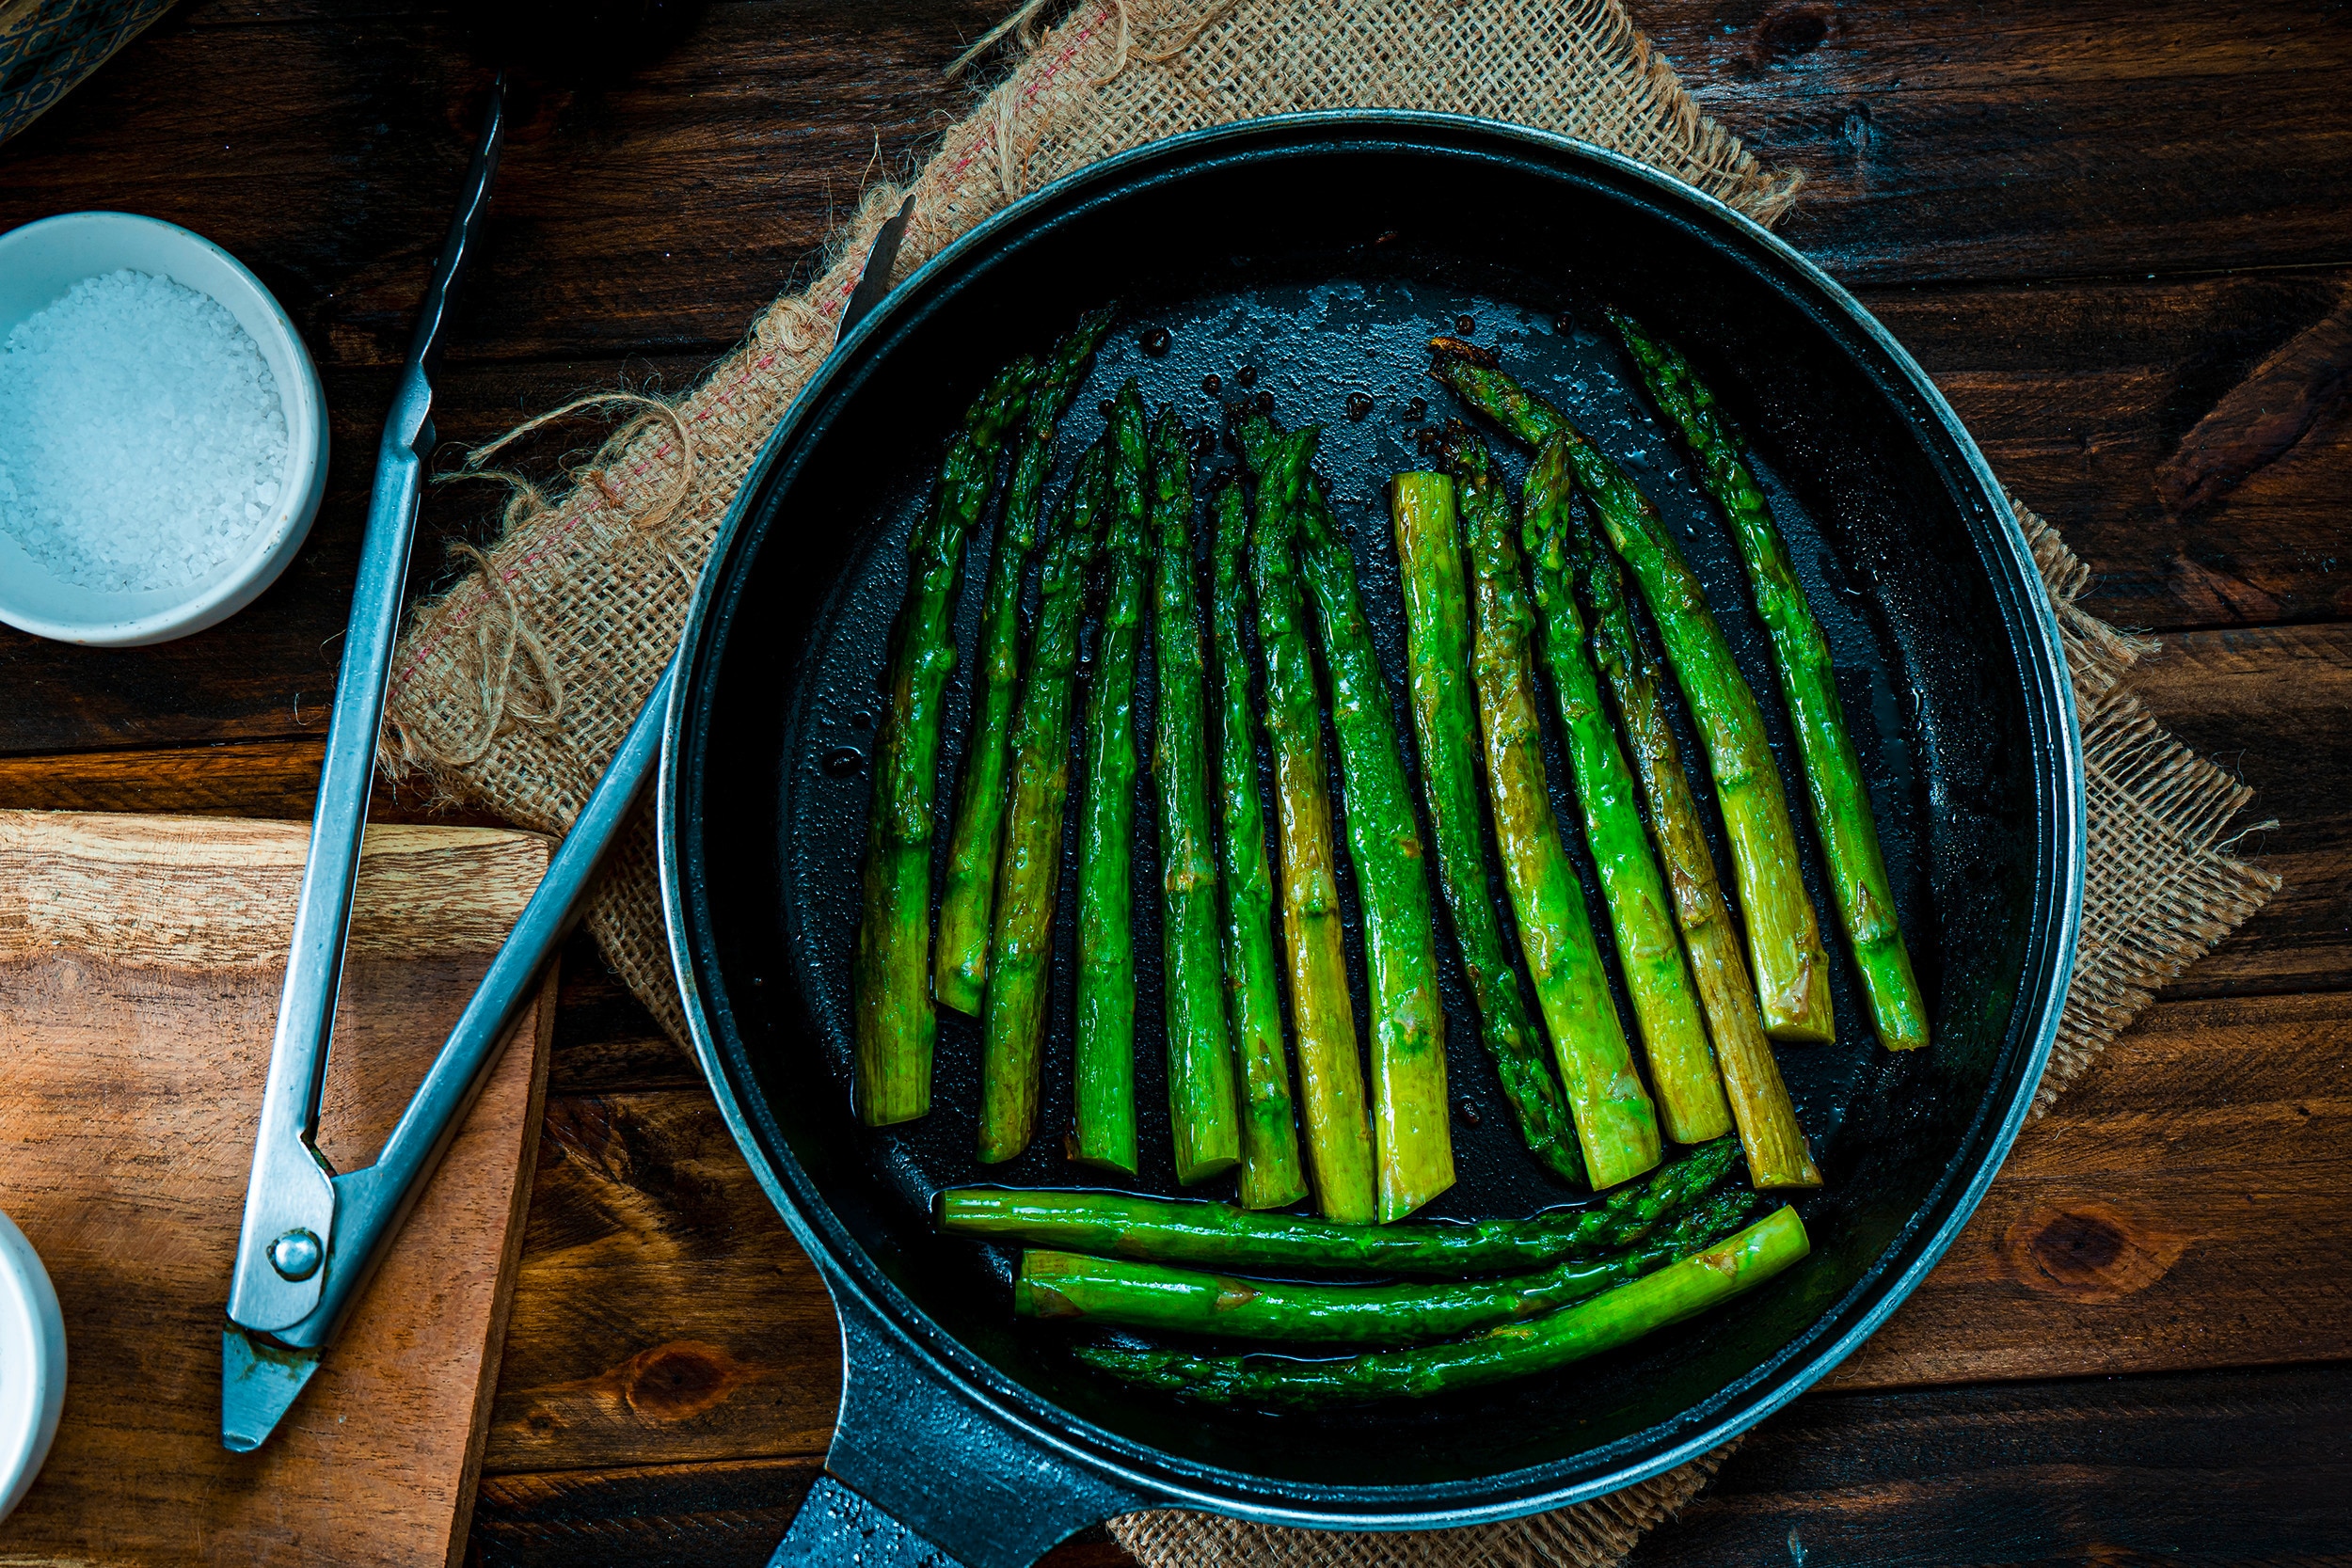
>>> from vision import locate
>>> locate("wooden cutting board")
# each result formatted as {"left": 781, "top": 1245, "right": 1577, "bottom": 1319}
{"left": 0, "top": 810, "right": 556, "bottom": 1568}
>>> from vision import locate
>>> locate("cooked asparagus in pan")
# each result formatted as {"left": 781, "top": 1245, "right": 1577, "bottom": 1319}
{"left": 1430, "top": 338, "right": 1836, "bottom": 1045}
{"left": 941, "top": 1135, "right": 1739, "bottom": 1275}
{"left": 854, "top": 356, "right": 1034, "bottom": 1126}
{"left": 1150, "top": 407, "right": 1244, "bottom": 1184}
{"left": 1284, "top": 437, "right": 1456, "bottom": 1222}
{"left": 1610, "top": 311, "right": 1927, "bottom": 1053}
{"left": 1015, "top": 1181, "right": 1762, "bottom": 1343}
{"left": 935, "top": 309, "right": 1115, "bottom": 1016}
{"left": 977, "top": 442, "right": 1108, "bottom": 1163}
{"left": 1246, "top": 428, "right": 1378, "bottom": 1224}
{"left": 1546, "top": 460, "right": 1823, "bottom": 1189}
{"left": 1516, "top": 436, "right": 1733, "bottom": 1146}
{"left": 1390, "top": 470, "right": 1586, "bottom": 1188}
{"left": 1443, "top": 428, "right": 1660, "bottom": 1191}
{"left": 1070, "top": 1204, "right": 1810, "bottom": 1406}
{"left": 1069, "top": 383, "right": 1153, "bottom": 1175}
{"left": 1208, "top": 479, "right": 1311, "bottom": 1209}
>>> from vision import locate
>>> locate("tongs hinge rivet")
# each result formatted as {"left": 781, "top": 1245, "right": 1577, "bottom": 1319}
{"left": 268, "top": 1229, "right": 324, "bottom": 1282}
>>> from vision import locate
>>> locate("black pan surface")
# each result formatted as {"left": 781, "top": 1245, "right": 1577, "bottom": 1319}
{"left": 661, "top": 114, "right": 2082, "bottom": 1533}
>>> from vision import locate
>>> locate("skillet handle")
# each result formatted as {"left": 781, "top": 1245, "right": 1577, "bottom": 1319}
{"left": 769, "top": 1265, "right": 1150, "bottom": 1568}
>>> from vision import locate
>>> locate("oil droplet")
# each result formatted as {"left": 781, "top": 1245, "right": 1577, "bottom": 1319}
{"left": 1097, "top": 398, "right": 1116, "bottom": 419}
{"left": 1140, "top": 325, "right": 1172, "bottom": 356}
{"left": 1200, "top": 372, "right": 1222, "bottom": 396}
{"left": 1345, "top": 391, "right": 1375, "bottom": 421}
{"left": 821, "top": 748, "right": 865, "bottom": 776}
{"left": 850, "top": 708, "right": 876, "bottom": 730}
{"left": 1554, "top": 313, "right": 1574, "bottom": 334}
{"left": 1189, "top": 426, "right": 1218, "bottom": 459}
{"left": 1405, "top": 396, "right": 1429, "bottom": 420}
{"left": 1234, "top": 365, "right": 1258, "bottom": 388}
{"left": 1454, "top": 313, "right": 1477, "bottom": 335}
{"left": 1253, "top": 389, "right": 1274, "bottom": 415}
{"left": 1457, "top": 1098, "right": 1482, "bottom": 1127}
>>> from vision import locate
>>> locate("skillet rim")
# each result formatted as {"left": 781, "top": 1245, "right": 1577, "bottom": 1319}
{"left": 659, "top": 110, "right": 2088, "bottom": 1528}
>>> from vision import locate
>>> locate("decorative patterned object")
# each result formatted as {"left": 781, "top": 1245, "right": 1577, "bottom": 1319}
{"left": 1, "top": 0, "right": 174, "bottom": 148}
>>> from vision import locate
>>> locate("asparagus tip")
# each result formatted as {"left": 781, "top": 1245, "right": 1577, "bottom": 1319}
{"left": 1428, "top": 335, "right": 1498, "bottom": 370}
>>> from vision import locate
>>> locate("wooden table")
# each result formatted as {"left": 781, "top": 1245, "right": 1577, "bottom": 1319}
{"left": 3, "top": 4, "right": 2345, "bottom": 1562}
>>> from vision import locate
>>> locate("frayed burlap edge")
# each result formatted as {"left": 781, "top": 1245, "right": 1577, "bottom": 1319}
{"left": 2013, "top": 501, "right": 2280, "bottom": 1117}
{"left": 1107, "top": 1446, "right": 1731, "bottom": 1568}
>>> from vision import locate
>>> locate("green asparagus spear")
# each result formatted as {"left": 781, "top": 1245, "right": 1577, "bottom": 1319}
{"left": 936, "top": 309, "right": 1117, "bottom": 1016}
{"left": 1209, "top": 481, "right": 1310, "bottom": 1210}
{"left": 1015, "top": 1181, "right": 1761, "bottom": 1344}
{"left": 1430, "top": 339, "right": 1836, "bottom": 1044}
{"left": 1555, "top": 482, "right": 1821, "bottom": 1188}
{"left": 1518, "top": 438, "right": 1734, "bottom": 1145}
{"left": 1248, "top": 431, "right": 1378, "bottom": 1224}
{"left": 1070, "top": 384, "right": 1152, "bottom": 1175}
{"left": 1610, "top": 313, "right": 1927, "bottom": 1052}
{"left": 1071, "top": 1203, "right": 1809, "bottom": 1406}
{"left": 1292, "top": 465, "right": 1455, "bottom": 1222}
{"left": 1447, "top": 431, "right": 1660, "bottom": 1191}
{"left": 941, "top": 1133, "right": 1739, "bottom": 1274}
{"left": 1151, "top": 408, "right": 1243, "bottom": 1184}
{"left": 977, "top": 444, "right": 1108, "bottom": 1162}
{"left": 1391, "top": 471, "right": 1585, "bottom": 1187}
{"left": 854, "top": 357, "right": 1035, "bottom": 1126}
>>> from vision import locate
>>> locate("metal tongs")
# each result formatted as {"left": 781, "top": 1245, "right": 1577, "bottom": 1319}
{"left": 221, "top": 96, "right": 917, "bottom": 1447}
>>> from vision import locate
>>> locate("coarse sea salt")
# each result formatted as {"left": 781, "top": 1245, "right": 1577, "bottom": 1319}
{"left": 0, "top": 267, "right": 291, "bottom": 594}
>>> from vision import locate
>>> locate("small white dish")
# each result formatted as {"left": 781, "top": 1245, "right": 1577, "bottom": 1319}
{"left": 0, "top": 1207, "right": 65, "bottom": 1524}
{"left": 0, "top": 211, "right": 329, "bottom": 647}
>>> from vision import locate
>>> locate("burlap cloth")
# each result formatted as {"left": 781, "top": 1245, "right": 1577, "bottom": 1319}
{"left": 380, "top": 3, "right": 2280, "bottom": 1561}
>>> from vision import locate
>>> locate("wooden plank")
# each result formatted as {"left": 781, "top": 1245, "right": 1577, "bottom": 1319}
{"left": 0, "top": 0, "right": 1000, "bottom": 369}
{"left": 1641, "top": 0, "right": 2352, "bottom": 287}
{"left": 480, "top": 985, "right": 2352, "bottom": 1476}
{"left": 0, "top": 813, "right": 555, "bottom": 1568}
{"left": 2132, "top": 625, "right": 2352, "bottom": 1000}
{"left": 1865, "top": 271, "right": 2352, "bottom": 632}
{"left": 1630, "top": 1363, "right": 2352, "bottom": 1567}
{"left": 469, "top": 1365, "right": 2352, "bottom": 1568}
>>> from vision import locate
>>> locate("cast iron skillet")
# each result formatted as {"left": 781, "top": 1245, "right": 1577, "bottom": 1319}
{"left": 659, "top": 113, "right": 2085, "bottom": 1567}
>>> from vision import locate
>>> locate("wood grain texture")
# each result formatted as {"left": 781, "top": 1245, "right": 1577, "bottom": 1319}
{"left": 471, "top": 1367, "right": 2352, "bottom": 1568}
{"left": 0, "top": 811, "right": 556, "bottom": 1568}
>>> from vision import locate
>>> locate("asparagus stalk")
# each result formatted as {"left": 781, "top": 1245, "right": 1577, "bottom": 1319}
{"left": 1291, "top": 462, "right": 1455, "bottom": 1222}
{"left": 1015, "top": 1182, "right": 1762, "bottom": 1344}
{"left": 1248, "top": 431, "right": 1378, "bottom": 1224}
{"left": 1389, "top": 471, "right": 1585, "bottom": 1188}
{"left": 1553, "top": 479, "right": 1822, "bottom": 1188}
{"left": 854, "top": 357, "right": 1035, "bottom": 1126}
{"left": 1070, "top": 383, "right": 1152, "bottom": 1175}
{"left": 1610, "top": 312, "right": 1928, "bottom": 1052}
{"left": 941, "top": 1133, "right": 1738, "bottom": 1274}
{"left": 977, "top": 443, "right": 1107, "bottom": 1162}
{"left": 1208, "top": 481, "right": 1310, "bottom": 1209}
{"left": 1429, "top": 340, "right": 1836, "bottom": 1044}
{"left": 1151, "top": 408, "right": 1243, "bottom": 1184}
{"left": 1446, "top": 431, "right": 1660, "bottom": 1191}
{"left": 936, "top": 309, "right": 1117, "bottom": 1015}
{"left": 1071, "top": 1204, "right": 1810, "bottom": 1406}
{"left": 1517, "top": 439, "right": 1733, "bottom": 1145}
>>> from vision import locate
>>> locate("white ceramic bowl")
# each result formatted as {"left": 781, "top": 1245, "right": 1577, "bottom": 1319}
{"left": 0, "top": 1208, "right": 64, "bottom": 1524}
{"left": 0, "top": 211, "right": 329, "bottom": 646}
